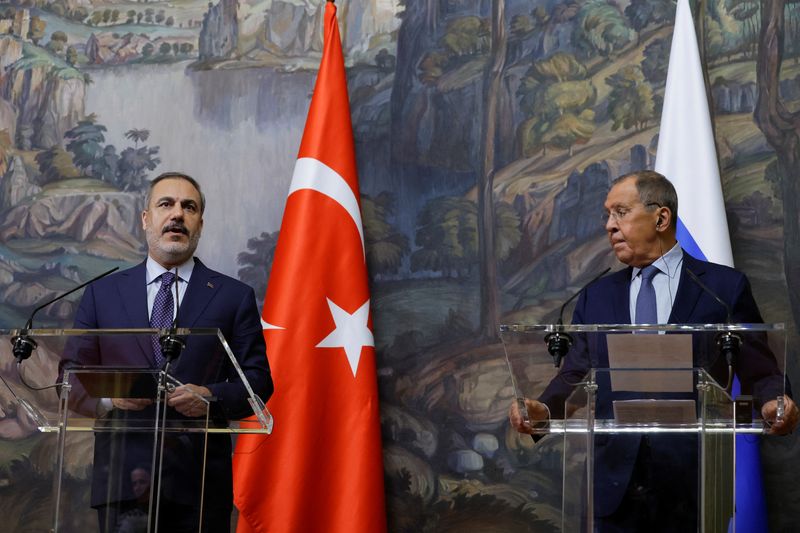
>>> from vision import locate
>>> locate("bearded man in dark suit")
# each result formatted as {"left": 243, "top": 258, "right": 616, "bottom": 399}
{"left": 61, "top": 172, "right": 273, "bottom": 532}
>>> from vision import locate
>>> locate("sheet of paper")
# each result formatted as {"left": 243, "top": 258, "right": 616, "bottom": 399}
{"left": 606, "top": 333, "right": 694, "bottom": 392}
{"left": 613, "top": 399, "right": 697, "bottom": 424}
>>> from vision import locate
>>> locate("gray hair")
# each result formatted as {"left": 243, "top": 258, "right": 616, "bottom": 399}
{"left": 614, "top": 170, "right": 678, "bottom": 228}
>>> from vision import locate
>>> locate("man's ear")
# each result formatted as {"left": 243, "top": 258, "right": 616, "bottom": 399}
{"left": 141, "top": 210, "right": 148, "bottom": 230}
{"left": 657, "top": 207, "right": 672, "bottom": 230}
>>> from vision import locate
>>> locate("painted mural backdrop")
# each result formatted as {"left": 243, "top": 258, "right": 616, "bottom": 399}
{"left": 0, "top": 0, "right": 798, "bottom": 530}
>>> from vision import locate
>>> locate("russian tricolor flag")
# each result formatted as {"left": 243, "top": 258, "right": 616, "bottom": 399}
{"left": 654, "top": 0, "right": 767, "bottom": 530}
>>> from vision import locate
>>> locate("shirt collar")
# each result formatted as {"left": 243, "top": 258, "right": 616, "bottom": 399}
{"left": 631, "top": 242, "right": 683, "bottom": 280}
{"left": 146, "top": 256, "right": 195, "bottom": 285}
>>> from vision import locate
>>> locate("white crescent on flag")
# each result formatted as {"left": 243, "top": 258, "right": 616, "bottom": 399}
{"left": 288, "top": 157, "right": 366, "bottom": 259}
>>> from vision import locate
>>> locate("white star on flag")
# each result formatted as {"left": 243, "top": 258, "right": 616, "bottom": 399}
{"left": 316, "top": 298, "right": 374, "bottom": 377}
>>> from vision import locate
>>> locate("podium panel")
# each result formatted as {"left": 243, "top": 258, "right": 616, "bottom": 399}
{"left": 500, "top": 323, "right": 787, "bottom": 533}
{"left": 0, "top": 328, "right": 273, "bottom": 533}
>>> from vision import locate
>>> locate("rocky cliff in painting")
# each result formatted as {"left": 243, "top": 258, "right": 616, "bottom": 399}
{"left": 199, "top": 0, "right": 239, "bottom": 61}
{"left": 0, "top": 36, "right": 85, "bottom": 150}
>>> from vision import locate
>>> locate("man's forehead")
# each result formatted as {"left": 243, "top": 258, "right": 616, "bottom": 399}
{"left": 605, "top": 180, "right": 639, "bottom": 206}
{"left": 150, "top": 178, "right": 201, "bottom": 203}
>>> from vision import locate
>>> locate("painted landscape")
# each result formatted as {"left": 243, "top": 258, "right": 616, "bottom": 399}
{"left": 0, "top": 0, "right": 799, "bottom": 530}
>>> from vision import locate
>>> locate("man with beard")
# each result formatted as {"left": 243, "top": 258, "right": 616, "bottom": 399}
{"left": 61, "top": 172, "right": 273, "bottom": 532}
{"left": 509, "top": 170, "right": 797, "bottom": 531}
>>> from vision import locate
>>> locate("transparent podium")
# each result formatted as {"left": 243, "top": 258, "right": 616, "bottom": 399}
{"left": 0, "top": 328, "right": 273, "bottom": 533}
{"left": 500, "top": 323, "right": 787, "bottom": 533}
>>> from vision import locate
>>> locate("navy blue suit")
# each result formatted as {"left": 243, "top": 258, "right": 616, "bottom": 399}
{"left": 61, "top": 258, "right": 273, "bottom": 530}
{"left": 538, "top": 253, "right": 785, "bottom": 522}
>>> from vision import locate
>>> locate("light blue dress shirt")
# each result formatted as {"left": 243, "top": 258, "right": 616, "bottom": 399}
{"left": 629, "top": 243, "right": 683, "bottom": 324}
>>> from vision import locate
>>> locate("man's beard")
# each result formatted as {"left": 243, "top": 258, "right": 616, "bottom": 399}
{"left": 146, "top": 225, "right": 200, "bottom": 262}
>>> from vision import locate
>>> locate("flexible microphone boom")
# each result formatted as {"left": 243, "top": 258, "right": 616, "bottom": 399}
{"left": 158, "top": 267, "right": 186, "bottom": 366}
{"left": 545, "top": 267, "right": 611, "bottom": 367}
{"left": 685, "top": 267, "right": 740, "bottom": 391}
{"left": 11, "top": 267, "right": 119, "bottom": 362}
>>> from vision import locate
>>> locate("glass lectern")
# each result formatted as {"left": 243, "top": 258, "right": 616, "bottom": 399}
{"left": 0, "top": 328, "right": 273, "bottom": 533}
{"left": 500, "top": 323, "right": 787, "bottom": 533}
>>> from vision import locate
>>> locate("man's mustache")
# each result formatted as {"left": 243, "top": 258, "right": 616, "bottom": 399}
{"left": 162, "top": 223, "right": 188, "bottom": 235}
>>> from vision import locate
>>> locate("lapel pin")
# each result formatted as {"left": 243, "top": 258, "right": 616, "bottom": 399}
{"left": 207, "top": 282, "right": 214, "bottom": 289}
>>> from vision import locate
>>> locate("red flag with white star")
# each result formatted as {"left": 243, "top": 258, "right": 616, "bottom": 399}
{"left": 232, "top": 3, "right": 386, "bottom": 532}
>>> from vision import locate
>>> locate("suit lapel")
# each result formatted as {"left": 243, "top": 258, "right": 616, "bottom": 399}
{"left": 668, "top": 254, "right": 705, "bottom": 323}
{"left": 116, "top": 261, "right": 154, "bottom": 365}
{"left": 611, "top": 267, "right": 632, "bottom": 323}
{"left": 177, "top": 259, "right": 221, "bottom": 328}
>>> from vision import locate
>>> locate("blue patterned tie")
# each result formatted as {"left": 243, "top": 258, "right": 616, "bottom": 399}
{"left": 635, "top": 265, "right": 659, "bottom": 324}
{"left": 150, "top": 272, "right": 176, "bottom": 368}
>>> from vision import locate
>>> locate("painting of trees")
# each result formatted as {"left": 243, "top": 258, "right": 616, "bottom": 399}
{"left": 64, "top": 115, "right": 107, "bottom": 178}
{"left": 572, "top": 0, "right": 633, "bottom": 59}
{"left": 625, "top": 0, "right": 673, "bottom": 38}
{"left": 606, "top": 64, "right": 655, "bottom": 131}
{"left": 237, "top": 231, "right": 280, "bottom": 304}
{"left": 517, "top": 53, "right": 597, "bottom": 156}
{"left": 755, "top": 0, "right": 800, "bottom": 331}
{"left": 412, "top": 197, "right": 479, "bottom": 278}
{"left": 411, "top": 197, "right": 520, "bottom": 280}
{"left": 362, "top": 193, "right": 410, "bottom": 277}
{"left": 477, "top": 0, "right": 507, "bottom": 338}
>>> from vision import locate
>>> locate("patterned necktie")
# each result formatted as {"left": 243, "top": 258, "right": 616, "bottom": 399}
{"left": 635, "top": 265, "right": 659, "bottom": 324}
{"left": 150, "top": 271, "right": 176, "bottom": 368}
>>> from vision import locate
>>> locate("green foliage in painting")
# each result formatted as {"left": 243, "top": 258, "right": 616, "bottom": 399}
{"left": 606, "top": 64, "right": 655, "bottom": 131}
{"left": 517, "top": 53, "right": 597, "bottom": 156}
{"left": 362, "top": 192, "right": 410, "bottom": 277}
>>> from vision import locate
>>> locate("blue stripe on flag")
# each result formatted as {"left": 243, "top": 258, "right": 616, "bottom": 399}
{"left": 729, "top": 378, "right": 769, "bottom": 532}
{"left": 676, "top": 218, "right": 707, "bottom": 261}
{"left": 679, "top": 219, "right": 769, "bottom": 532}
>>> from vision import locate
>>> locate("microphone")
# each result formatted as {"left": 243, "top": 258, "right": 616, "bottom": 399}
{"left": 158, "top": 267, "right": 185, "bottom": 365}
{"left": 684, "top": 268, "right": 733, "bottom": 322}
{"left": 11, "top": 267, "right": 119, "bottom": 362}
{"left": 684, "top": 267, "right": 739, "bottom": 391}
{"left": 545, "top": 267, "right": 611, "bottom": 367}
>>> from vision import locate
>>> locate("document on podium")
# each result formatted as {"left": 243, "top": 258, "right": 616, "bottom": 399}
{"left": 607, "top": 333, "right": 696, "bottom": 424}
{"left": 606, "top": 333, "right": 694, "bottom": 392}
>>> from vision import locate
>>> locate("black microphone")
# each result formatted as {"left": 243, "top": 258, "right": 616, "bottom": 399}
{"left": 545, "top": 267, "right": 611, "bottom": 367}
{"left": 685, "top": 267, "right": 739, "bottom": 390}
{"left": 684, "top": 268, "right": 733, "bottom": 322}
{"left": 11, "top": 267, "right": 119, "bottom": 362}
{"left": 158, "top": 267, "right": 186, "bottom": 366}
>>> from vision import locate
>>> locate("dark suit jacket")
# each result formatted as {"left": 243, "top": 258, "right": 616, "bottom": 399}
{"left": 538, "top": 253, "right": 786, "bottom": 517}
{"left": 61, "top": 258, "right": 273, "bottom": 512}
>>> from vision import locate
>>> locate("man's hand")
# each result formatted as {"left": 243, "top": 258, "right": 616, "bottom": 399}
{"left": 167, "top": 384, "right": 212, "bottom": 417}
{"left": 111, "top": 398, "right": 152, "bottom": 410}
{"left": 762, "top": 395, "right": 799, "bottom": 436}
{"left": 508, "top": 398, "right": 550, "bottom": 434}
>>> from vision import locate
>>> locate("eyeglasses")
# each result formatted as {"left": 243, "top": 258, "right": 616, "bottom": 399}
{"left": 601, "top": 202, "right": 662, "bottom": 224}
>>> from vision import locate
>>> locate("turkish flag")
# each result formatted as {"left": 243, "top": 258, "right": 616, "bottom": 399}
{"left": 232, "top": 3, "right": 387, "bottom": 533}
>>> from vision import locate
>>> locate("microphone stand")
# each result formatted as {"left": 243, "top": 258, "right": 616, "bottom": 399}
{"left": 545, "top": 268, "right": 611, "bottom": 367}
{"left": 685, "top": 268, "right": 740, "bottom": 392}
{"left": 158, "top": 267, "right": 186, "bottom": 367}
{"left": 152, "top": 267, "right": 183, "bottom": 531}
{"left": 11, "top": 267, "right": 119, "bottom": 363}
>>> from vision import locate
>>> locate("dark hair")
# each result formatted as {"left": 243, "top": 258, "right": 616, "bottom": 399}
{"left": 614, "top": 170, "right": 678, "bottom": 228}
{"left": 145, "top": 172, "right": 206, "bottom": 214}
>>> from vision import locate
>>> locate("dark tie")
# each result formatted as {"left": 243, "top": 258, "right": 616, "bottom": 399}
{"left": 635, "top": 265, "right": 659, "bottom": 324}
{"left": 150, "top": 271, "right": 176, "bottom": 368}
